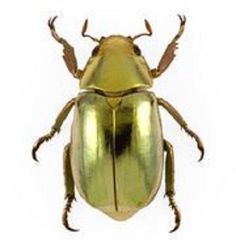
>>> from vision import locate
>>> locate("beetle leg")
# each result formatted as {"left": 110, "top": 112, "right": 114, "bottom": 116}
{"left": 62, "top": 143, "right": 79, "bottom": 232}
{"left": 158, "top": 98, "right": 204, "bottom": 161}
{"left": 151, "top": 15, "right": 186, "bottom": 78}
{"left": 164, "top": 139, "right": 181, "bottom": 233}
{"left": 48, "top": 16, "right": 83, "bottom": 79}
{"left": 32, "top": 98, "right": 76, "bottom": 162}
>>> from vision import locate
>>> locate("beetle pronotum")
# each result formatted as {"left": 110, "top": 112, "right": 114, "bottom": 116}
{"left": 32, "top": 15, "right": 204, "bottom": 233}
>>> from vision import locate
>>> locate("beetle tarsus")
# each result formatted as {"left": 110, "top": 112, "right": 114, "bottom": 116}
{"left": 62, "top": 194, "right": 79, "bottom": 232}
{"left": 190, "top": 135, "right": 205, "bottom": 162}
{"left": 168, "top": 195, "right": 181, "bottom": 233}
{"left": 48, "top": 16, "right": 68, "bottom": 45}
{"left": 176, "top": 15, "right": 186, "bottom": 39}
{"left": 184, "top": 127, "right": 205, "bottom": 162}
{"left": 32, "top": 145, "right": 39, "bottom": 162}
{"left": 32, "top": 129, "right": 57, "bottom": 162}
{"left": 198, "top": 145, "right": 205, "bottom": 162}
{"left": 177, "top": 14, "right": 186, "bottom": 26}
{"left": 48, "top": 16, "right": 58, "bottom": 30}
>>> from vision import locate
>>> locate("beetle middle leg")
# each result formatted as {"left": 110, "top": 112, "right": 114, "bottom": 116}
{"left": 62, "top": 143, "right": 78, "bottom": 232}
{"left": 32, "top": 97, "right": 76, "bottom": 161}
{"left": 164, "top": 139, "right": 181, "bottom": 233}
{"left": 158, "top": 97, "right": 204, "bottom": 161}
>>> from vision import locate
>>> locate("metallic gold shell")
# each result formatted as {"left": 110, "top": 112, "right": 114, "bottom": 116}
{"left": 70, "top": 91, "right": 163, "bottom": 220}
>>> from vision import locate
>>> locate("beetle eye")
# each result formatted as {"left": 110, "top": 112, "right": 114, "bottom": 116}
{"left": 91, "top": 46, "right": 100, "bottom": 56}
{"left": 133, "top": 45, "right": 141, "bottom": 56}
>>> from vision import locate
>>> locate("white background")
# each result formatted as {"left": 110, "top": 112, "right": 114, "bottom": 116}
{"left": 0, "top": 0, "right": 235, "bottom": 249}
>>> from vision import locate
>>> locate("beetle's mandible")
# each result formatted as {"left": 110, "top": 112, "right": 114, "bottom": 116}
{"left": 32, "top": 15, "right": 204, "bottom": 233}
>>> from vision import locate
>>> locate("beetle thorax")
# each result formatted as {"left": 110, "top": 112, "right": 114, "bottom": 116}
{"left": 80, "top": 36, "right": 153, "bottom": 94}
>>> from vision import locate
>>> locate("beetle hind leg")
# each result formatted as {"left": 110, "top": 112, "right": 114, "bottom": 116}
{"left": 62, "top": 194, "right": 78, "bottom": 232}
{"left": 62, "top": 143, "right": 79, "bottom": 232}
{"left": 164, "top": 139, "right": 181, "bottom": 233}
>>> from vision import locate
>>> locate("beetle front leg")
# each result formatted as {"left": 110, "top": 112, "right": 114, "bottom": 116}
{"left": 62, "top": 143, "right": 78, "bottom": 232}
{"left": 164, "top": 139, "right": 181, "bottom": 233}
{"left": 32, "top": 97, "right": 76, "bottom": 161}
{"left": 158, "top": 98, "right": 204, "bottom": 161}
{"left": 151, "top": 15, "right": 186, "bottom": 78}
{"left": 48, "top": 16, "right": 83, "bottom": 79}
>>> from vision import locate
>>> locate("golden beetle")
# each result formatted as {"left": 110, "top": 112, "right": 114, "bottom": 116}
{"left": 32, "top": 15, "right": 204, "bottom": 233}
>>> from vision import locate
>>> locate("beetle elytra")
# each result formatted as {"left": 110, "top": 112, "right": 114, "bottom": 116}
{"left": 32, "top": 15, "right": 204, "bottom": 233}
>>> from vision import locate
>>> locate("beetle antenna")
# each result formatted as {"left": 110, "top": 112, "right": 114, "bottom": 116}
{"left": 132, "top": 19, "right": 153, "bottom": 40}
{"left": 81, "top": 19, "right": 100, "bottom": 43}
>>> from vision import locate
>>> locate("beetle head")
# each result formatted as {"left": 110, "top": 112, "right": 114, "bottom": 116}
{"left": 80, "top": 20, "right": 154, "bottom": 93}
